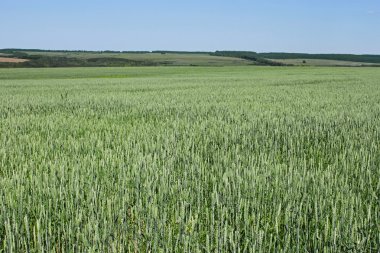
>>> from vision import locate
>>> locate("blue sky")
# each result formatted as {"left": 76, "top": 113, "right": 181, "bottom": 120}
{"left": 1, "top": 0, "right": 379, "bottom": 53}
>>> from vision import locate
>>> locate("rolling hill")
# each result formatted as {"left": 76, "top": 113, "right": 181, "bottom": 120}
{"left": 0, "top": 49, "right": 379, "bottom": 67}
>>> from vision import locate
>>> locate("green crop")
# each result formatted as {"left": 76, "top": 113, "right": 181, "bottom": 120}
{"left": 0, "top": 66, "right": 379, "bottom": 252}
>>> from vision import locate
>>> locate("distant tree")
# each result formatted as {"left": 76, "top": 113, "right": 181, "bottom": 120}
{"left": 302, "top": 60, "right": 307, "bottom": 64}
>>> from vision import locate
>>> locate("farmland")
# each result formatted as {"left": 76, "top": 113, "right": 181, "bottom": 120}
{"left": 0, "top": 66, "right": 379, "bottom": 252}
{"left": 0, "top": 50, "right": 254, "bottom": 67}
{"left": 0, "top": 57, "right": 29, "bottom": 63}
{"left": 22, "top": 51, "right": 253, "bottom": 66}
{"left": 267, "top": 58, "right": 380, "bottom": 67}
{"left": 3, "top": 49, "right": 380, "bottom": 68}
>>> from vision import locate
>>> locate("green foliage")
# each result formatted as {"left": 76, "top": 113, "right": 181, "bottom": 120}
{"left": 152, "top": 50, "right": 211, "bottom": 54}
{"left": 211, "top": 51, "right": 287, "bottom": 66}
{"left": 0, "top": 66, "right": 379, "bottom": 252}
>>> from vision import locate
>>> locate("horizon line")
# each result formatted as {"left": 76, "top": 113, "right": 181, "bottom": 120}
{"left": 1, "top": 48, "right": 380, "bottom": 56}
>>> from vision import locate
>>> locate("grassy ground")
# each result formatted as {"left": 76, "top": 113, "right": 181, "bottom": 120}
{"left": 268, "top": 58, "right": 380, "bottom": 67}
{"left": 0, "top": 66, "right": 379, "bottom": 252}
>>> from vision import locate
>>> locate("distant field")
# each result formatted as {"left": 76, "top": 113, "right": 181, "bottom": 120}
{"left": 2, "top": 50, "right": 380, "bottom": 67}
{"left": 1, "top": 66, "right": 379, "bottom": 252}
{"left": 0, "top": 57, "right": 29, "bottom": 63}
{"left": 22, "top": 51, "right": 253, "bottom": 66}
{"left": 268, "top": 58, "right": 380, "bottom": 66}
{"left": 259, "top": 52, "right": 380, "bottom": 64}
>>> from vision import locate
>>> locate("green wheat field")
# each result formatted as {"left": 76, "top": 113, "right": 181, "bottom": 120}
{"left": 0, "top": 66, "right": 379, "bottom": 252}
